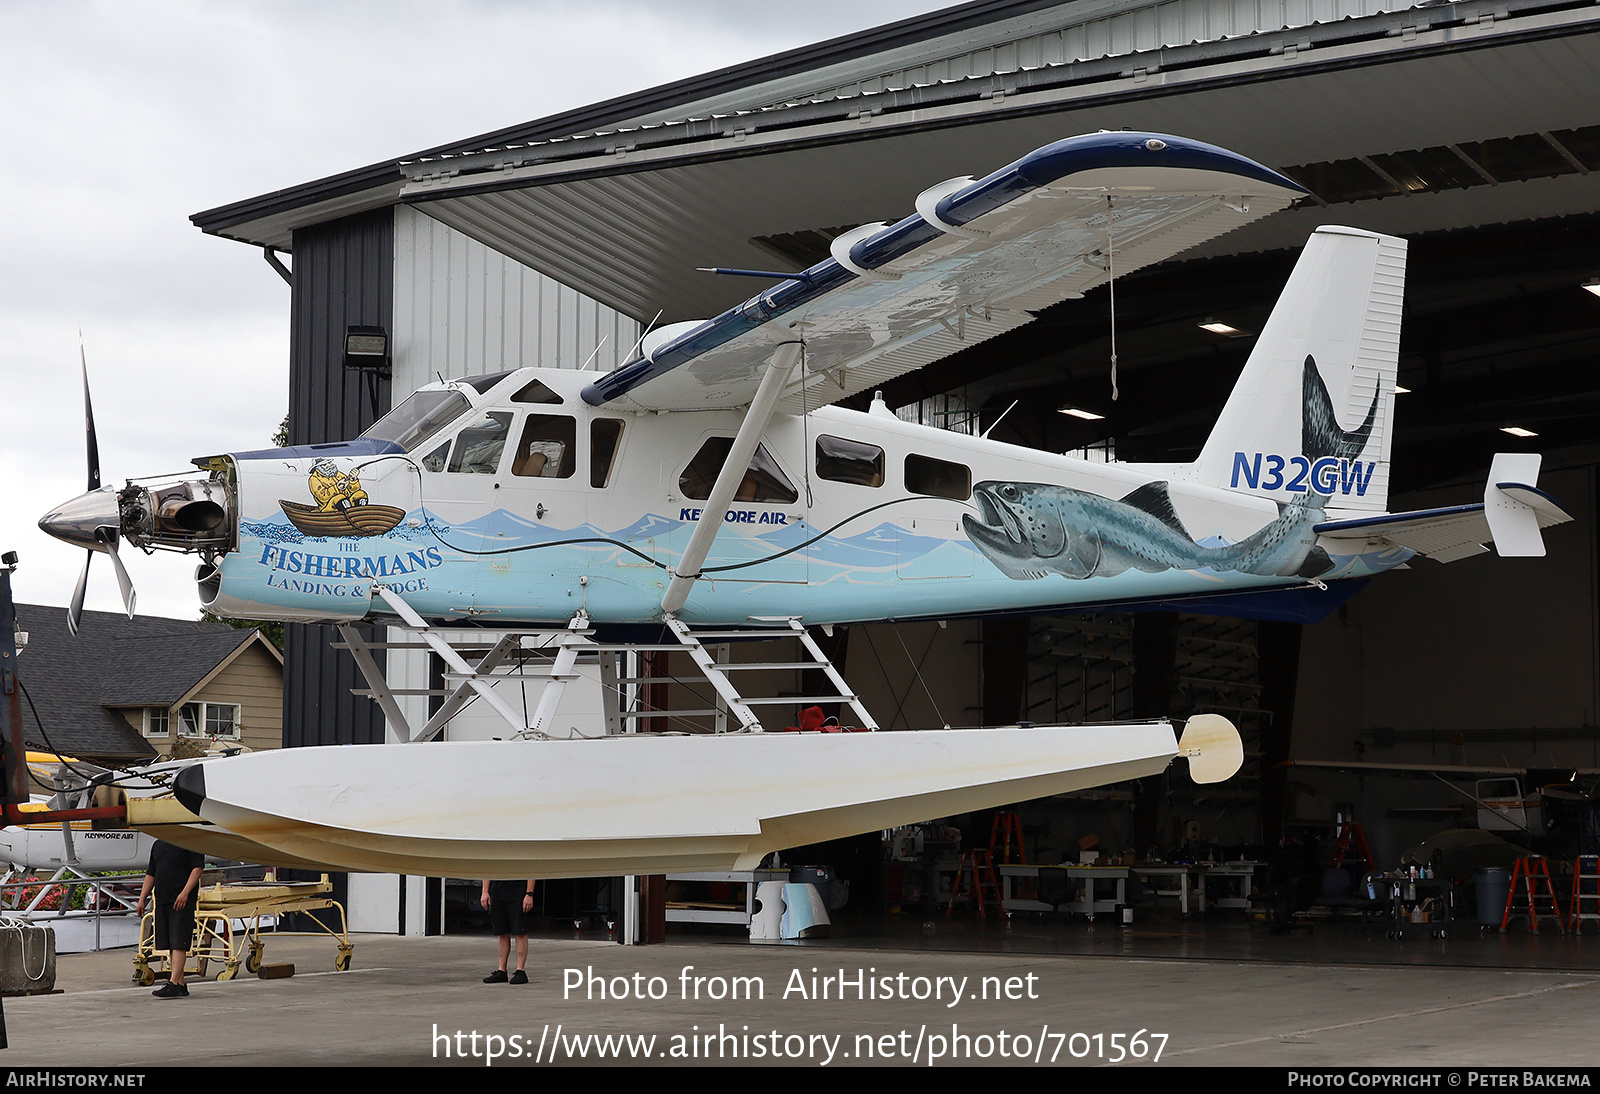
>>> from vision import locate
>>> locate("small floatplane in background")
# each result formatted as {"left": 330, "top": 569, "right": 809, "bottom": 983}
{"left": 38, "top": 131, "right": 1571, "bottom": 878}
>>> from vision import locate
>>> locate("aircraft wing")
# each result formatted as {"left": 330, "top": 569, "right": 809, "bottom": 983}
{"left": 1316, "top": 482, "right": 1572, "bottom": 563}
{"left": 581, "top": 131, "right": 1306, "bottom": 414}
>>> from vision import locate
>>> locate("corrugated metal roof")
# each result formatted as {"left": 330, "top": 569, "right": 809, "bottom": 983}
{"left": 191, "top": 0, "right": 1466, "bottom": 244}
{"left": 401, "top": 5, "right": 1600, "bottom": 323}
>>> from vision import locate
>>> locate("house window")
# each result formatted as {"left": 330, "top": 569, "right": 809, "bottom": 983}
{"left": 143, "top": 708, "right": 170, "bottom": 738}
{"left": 178, "top": 702, "right": 241, "bottom": 740}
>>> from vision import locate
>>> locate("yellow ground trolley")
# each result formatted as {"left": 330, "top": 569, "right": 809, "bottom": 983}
{"left": 133, "top": 874, "right": 352, "bottom": 985}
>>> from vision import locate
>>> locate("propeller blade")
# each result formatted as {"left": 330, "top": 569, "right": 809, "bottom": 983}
{"left": 81, "top": 345, "right": 101, "bottom": 493}
{"left": 67, "top": 551, "right": 92, "bottom": 636}
{"left": 96, "top": 529, "right": 137, "bottom": 619}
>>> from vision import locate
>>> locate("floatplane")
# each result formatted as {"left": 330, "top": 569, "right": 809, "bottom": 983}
{"left": 37, "top": 131, "right": 1570, "bottom": 878}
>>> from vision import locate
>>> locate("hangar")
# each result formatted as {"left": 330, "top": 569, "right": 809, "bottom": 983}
{"left": 192, "top": 0, "right": 1600, "bottom": 939}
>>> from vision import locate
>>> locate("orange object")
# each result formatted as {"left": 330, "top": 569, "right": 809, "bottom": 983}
{"left": 989, "top": 811, "right": 1028, "bottom": 865}
{"left": 1502, "top": 855, "right": 1565, "bottom": 933}
{"left": 946, "top": 849, "right": 1003, "bottom": 919}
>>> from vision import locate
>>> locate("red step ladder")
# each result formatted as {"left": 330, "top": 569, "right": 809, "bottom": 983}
{"left": 1570, "top": 855, "right": 1600, "bottom": 935}
{"left": 1502, "top": 855, "right": 1565, "bottom": 933}
{"left": 989, "top": 811, "right": 1028, "bottom": 865}
{"left": 1331, "top": 821, "right": 1376, "bottom": 875}
{"left": 946, "top": 849, "right": 1004, "bottom": 919}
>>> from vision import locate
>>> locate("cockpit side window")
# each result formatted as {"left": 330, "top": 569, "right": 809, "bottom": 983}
{"left": 448, "top": 412, "right": 513, "bottom": 474}
{"left": 420, "top": 441, "right": 449, "bottom": 473}
{"left": 363, "top": 390, "right": 471, "bottom": 453}
{"left": 512, "top": 415, "right": 576, "bottom": 478}
{"left": 680, "top": 438, "right": 798, "bottom": 504}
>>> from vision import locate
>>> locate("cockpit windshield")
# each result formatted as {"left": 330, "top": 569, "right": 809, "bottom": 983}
{"left": 361, "top": 389, "right": 472, "bottom": 452}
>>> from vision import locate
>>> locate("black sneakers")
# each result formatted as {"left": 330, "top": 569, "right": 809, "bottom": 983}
{"left": 510, "top": 970, "right": 528, "bottom": 985}
{"left": 152, "top": 981, "right": 189, "bottom": 999}
{"left": 483, "top": 969, "right": 508, "bottom": 984}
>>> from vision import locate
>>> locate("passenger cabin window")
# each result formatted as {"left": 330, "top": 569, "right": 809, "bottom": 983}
{"left": 680, "top": 438, "right": 798, "bottom": 504}
{"left": 905, "top": 453, "right": 970, "bottom": 500}
{"left": 448, "top": 412, "right": 513, "bottom": 474}
{"left": 816, "top": 435, "right": 884, "bottom": 487}
{"left": 591, "top": 419, "right": 624, "bottom": 487}
{"left": 510, "top": 378, "right": 563, "bottom": 404}
{"left": 512, "top": 414, "right": 576, "bottom": 478}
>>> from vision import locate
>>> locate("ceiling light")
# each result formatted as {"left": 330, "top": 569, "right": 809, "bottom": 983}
{"left": 1500, "top": 426, "right": 1538, "bottom": 438}
{"left": 1199, "top": 318, "right": 1250, "bottom": 337}
{"left": 1393, "top": 384, "right": 1411, "bottom": 394}
{"left": 1058, "top": 407, "right": 1104, "bottom": 420}
{"left": 1583, "top": 278, "right": 1600, "bottom": 298}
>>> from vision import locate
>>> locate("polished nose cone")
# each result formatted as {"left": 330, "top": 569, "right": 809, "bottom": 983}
{"left": 38, "top": 486, "right": 122, "bottom": 551}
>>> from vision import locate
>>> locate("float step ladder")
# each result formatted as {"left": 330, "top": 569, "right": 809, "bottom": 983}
{"left": 989, "top": 811, "right": 1028, "bottom": 865}
{"left": 1570, "top": 855, "right": 1600, "bottom": 934}
{"left": 1330, "top": 821, "right": 1376, "bottom": 875}
{"left": 946, "top": 850, "right": 1003, "bottom": 919}
{"left": 1501, "top": 855, "right": 1565, "bottom": 933}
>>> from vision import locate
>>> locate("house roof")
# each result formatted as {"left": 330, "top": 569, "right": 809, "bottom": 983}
{"left": 11, "top": 605, "right": 275, "bottom": 762}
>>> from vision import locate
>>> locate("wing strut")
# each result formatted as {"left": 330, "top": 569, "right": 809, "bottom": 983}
{"left": 661, "top": 341, "right": 803, "bottom": 614}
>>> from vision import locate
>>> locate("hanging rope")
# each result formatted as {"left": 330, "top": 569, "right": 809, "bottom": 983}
{"left": 1107, "top": 195, "right": 1119, "bottom": 402}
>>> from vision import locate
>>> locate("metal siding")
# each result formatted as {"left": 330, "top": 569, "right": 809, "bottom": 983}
{"left": 390, "top": 205, "right": 639, "bottom": 392}
{"left": 386, "top": 207, "right": 639, "bottom": 719}
{"left": 283, "top": 208, "right": 393, "bottom": 750}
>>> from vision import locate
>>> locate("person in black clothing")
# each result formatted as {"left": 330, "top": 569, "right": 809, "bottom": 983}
{"left": 137, "top": 840, "right": 205, "bottom": 999}
{"left": 481, "top": 879, "right": 535, "bottom": 984}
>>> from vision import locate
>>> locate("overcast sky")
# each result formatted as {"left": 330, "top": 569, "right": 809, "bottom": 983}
{"left": 0, "top": 0, "right": 955, "bottom": 622}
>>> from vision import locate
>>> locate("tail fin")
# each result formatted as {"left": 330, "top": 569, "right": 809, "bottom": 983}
{"left": 1191, "top": 226, "right": 1407, "bottom": 512}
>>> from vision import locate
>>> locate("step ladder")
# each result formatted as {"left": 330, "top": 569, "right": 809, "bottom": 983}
{"left": 1501, "top": 855, "right": 1565, "bottom": 933}
{"left": 659, "top": 616, "right": 878, "bottom": 733}
{"left": 989, "top": 811, "right": 1028, "bottom": 865}
{"left": 946, "top": 849, "right": 1004, "bottom": 919}
{"left": 1571, "top": 855, "right": 1600, "bottom": 935}
{"left": 1330, "top": 821, "right": 1376, "bottom": 875}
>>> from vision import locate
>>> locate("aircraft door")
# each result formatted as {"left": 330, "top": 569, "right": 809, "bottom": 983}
{"left": 415, "top": 410, "right": 517, "bottom": 611}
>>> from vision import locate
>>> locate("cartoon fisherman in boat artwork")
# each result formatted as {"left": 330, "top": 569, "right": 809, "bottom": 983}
{"left": 278, "top": 460, "right": 404, "bottom": 538}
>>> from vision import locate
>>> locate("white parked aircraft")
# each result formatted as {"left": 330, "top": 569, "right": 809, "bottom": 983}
{"left": 39, "top": 132, "right": 1568, "bottom": 877}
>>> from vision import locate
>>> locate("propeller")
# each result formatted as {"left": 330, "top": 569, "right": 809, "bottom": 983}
{"left": 39, "top": 348, "right": 136, "bottom": 634}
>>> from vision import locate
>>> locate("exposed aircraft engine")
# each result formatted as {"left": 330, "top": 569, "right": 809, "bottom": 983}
{"left": 118, "top": 475, "right": 233, "bottom": 550}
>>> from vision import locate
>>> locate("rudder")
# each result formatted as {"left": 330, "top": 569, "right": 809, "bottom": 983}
{"left": 1189, "top": 226, "right": 1406, "bottom": 512}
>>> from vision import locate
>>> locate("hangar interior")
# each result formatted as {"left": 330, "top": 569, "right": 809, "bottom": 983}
{"left": 193, "top": 0, "right": 1600, "bottom": 944}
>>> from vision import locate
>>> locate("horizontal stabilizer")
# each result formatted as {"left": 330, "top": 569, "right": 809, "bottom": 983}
{"left": 1315, "top": 458, "right": 1571, "bottom": 563}
{"left": 1178, "top": 713, "right": 1243, "bottom": 784}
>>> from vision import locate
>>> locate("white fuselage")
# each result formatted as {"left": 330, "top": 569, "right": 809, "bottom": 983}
{"left": 205, "top": 367, "right": 1401, "bottom": 627}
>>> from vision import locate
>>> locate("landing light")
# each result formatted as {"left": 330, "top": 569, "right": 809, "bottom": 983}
{"left": 1199, "top": 318, "right": 1250, "bottom": 337}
